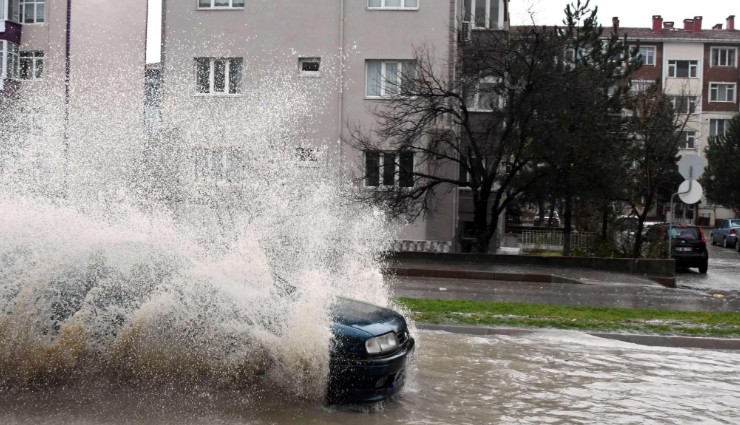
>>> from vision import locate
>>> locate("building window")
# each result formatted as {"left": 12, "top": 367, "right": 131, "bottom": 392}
{"left": 463, "top": 0, "right": 503, "bottom": 29}
{"left": 637, "top": 46, "right": 656, "bottom": 66}
{"left": 19, "top": 51, "right": 43, "bottom": 80}
{"left": 19, "top": 0, "right": 44, "bottom": 23}
{"left": 197, "top": 0, "right": 245, "bottom": 8}
{"left": 667, "top": 60, "right": 698, "bottom": 78}
{"left": 193, "top": 147, "right": 242, "bottom": 185}
{"left": 195, "top": 57, "right": 242, "bottom": 95}
{"left": 709, "top": 119, "right": 731, "bottom": 137}
{"left": 367, "top": 0, "right": 418, "bottom": 9}
{"left": 677, "top": 131, "right": 697, "bottom": 149}
{"left": 365, "top": 60, "right": 415, "bottom": 98}
{"left": 668, "top": 95, "right": 697, "bottom": 114}
{"left": 364, "top": 151, "right": 414, "bottom": 188}
{"left": 1, "top": 40, "right": 20, "bottom": 80}
{"left": 709, "top": 83, "right": 736, "bottom": 103}
{"left": 298, "top": 57, "right": 321, "bottom": 77}
{"left": 711, "top": 47, "right": 737, "bottom": 67}
{"left": 630, "top": 80, "right": 655, "bottom": 94}
{"left": 465, "top": 77, "right": 501, "bottom": 111}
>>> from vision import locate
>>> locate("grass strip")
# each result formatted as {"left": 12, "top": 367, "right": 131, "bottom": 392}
{"left": 395, "top": 298, "right": 740, "bottom": 338}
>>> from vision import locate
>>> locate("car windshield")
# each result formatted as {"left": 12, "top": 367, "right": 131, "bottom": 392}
{"left": 729, "top": 219, "right": 740, "bottom": 227}
{"left": 669, "top": 227, "right": 700, "bottom": 239}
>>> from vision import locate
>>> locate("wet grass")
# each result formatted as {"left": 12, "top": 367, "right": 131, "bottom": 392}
{"left": 396, "top": 298, "right": 740, "bottom": 338}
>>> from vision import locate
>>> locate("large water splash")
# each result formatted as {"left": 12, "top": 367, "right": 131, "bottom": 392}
{"left": 0, "top": 52, "right": 399, "bottom": 401}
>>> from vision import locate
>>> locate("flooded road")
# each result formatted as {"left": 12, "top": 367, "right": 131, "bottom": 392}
{"left": 2, "top": 330, "right": 739, "bottom": 424}
{"left": 677, "top": 243, "right": 740, "bottom": 295}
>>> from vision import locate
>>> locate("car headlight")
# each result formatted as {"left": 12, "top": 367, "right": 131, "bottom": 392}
{"left": 365, "top": 332, "right": 399, "bottom": 355}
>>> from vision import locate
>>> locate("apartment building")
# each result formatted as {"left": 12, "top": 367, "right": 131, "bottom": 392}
{"left": 159, "top": 0, "right": 493, "bottom": 250}
{"left": 1, "top": 0, "right": 148, "bottom": 198}
{"left": 617, "top": 14, "right": 740, "bottom": 222}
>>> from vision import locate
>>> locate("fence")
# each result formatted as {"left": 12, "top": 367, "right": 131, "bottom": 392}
{"left": 520, "top": 229, "right": 598, "bottom": 251}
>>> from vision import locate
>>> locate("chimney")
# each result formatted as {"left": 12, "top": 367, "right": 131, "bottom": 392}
{"left": 683, "top": 18, "right": 694, "bottom": 32}
{"left": 652, "top": 15, "right": 663, "bottom": 33}
{"left": 693, "top": 16, "right": 702, "bottom": 33}
{"left": 664, "top": 21, "right": 674, "bottom": 29}
{"left": 612, "top": 16, "right": 620, "bottom": 32}
{"left": 728, "top": 15, "right": 736, "bottom": 30}
{"left": 713, "top": 23, "right": 723, "bottom": 30}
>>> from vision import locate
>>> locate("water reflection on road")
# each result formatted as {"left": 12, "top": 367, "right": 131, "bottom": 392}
{"left": 2, "top": 330, "right": 739, "bottom": 424}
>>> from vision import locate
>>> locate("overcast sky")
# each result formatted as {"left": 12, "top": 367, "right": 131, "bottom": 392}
{"left": 512, "top": 0, "right": 736, "bottom": 28}
{"left": 146, "top": 0, "right": 738, "bottom": 63}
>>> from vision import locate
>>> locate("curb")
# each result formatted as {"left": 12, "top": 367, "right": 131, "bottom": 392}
{"left": 418, "top": 323, "right": 740, "bottom": 350}
{"left": 389, "top": 267, "right": 675, "bottom": 287}
{"left": 389, "top": 267, "right": 583, "bottom": 285}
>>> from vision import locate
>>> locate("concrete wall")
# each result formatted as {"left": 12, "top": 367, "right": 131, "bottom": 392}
{"left": 160, "top": 0, "right": 457, "bottom": 243}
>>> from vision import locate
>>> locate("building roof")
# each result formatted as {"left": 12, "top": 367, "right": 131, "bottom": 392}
{"left": 616, "top": 27, "right": 740, "bottom": 43}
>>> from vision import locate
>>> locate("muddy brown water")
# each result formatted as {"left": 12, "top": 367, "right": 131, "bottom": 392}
{"left": 1, "top": 330, "right": 738, "bottom": 424}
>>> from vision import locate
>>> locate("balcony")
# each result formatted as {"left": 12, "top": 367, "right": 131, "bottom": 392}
{"left": 1, "top": 19, "right": 22, "bottom": 44}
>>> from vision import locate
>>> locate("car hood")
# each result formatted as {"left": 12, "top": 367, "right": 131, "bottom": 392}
{"left": 330, "top": 297, "right": 406, "bottom": 337}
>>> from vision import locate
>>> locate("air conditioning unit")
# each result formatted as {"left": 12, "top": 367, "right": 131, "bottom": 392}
{"left": 461, "top": 21, "right": 472, "bottom": 42}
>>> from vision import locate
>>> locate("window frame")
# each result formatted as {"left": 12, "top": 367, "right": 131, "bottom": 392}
{"left": 465, "top": 76, "right": 502, "bottom": 112}
{"left": 196, "top": 0, "right": 245, "bottom": 9}
{"left": 678, "top": 131, "right": 697, "bottom": 150}
{"left": 710, "top": 47, "right": 737, "bottom": 68}
{"left": 630, "top": 79, "right": 655, "bottom": 94}
{"left": 668, "top": 95, "right": 698, "bottom": 114}
{"left": 19, "top": 0, "right": 44, "bottom": 24}
{"left": 363, "top": 150, "right": 415, "bottom": 188}
{"left": 19, "top": 50, "right": 43, "bottom": 81}
{"left": 637, "top": 46, "right": 656, "bottom": 66}
{"left": 1, "top": 40, "right": 20, "bottom": 80}
{"left": 463, "top": 0, "right": 504, "bottom": 29}
{"left": 194, "top": 57, "right": 243, "bottom": 96}
{"left": 709, "top": 82, "right": 736, "bottom": 103}
{"left": 298, "top": 57, "right": 321, "bottom": 77}
{"left": 365, "top": 59, "right": 415, "bottom": 98}
{"left": 192, "top": 146, "right": 243, "bottom": 186}
{"left": 367, "top": 0, "right": 419, "bottom": 10}
{"left": 709, "top": 118, "right": 731, "bottom": 137}
{"left": 667, "top": 60, "right": 698, "bottom": 78}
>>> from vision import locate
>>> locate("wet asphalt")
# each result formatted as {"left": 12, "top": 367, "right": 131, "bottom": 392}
{"left": 390, "top": 243, "right": 740, "bottom": 312}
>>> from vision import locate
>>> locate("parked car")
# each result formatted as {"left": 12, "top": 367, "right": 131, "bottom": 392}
{"left": 327, "top": 297, "right": 415, "bottom": 404}
{"left": 534, "top": 210, "right": 561, "bottom": 227}
{"left": 710, "top": 219, "right": 740, "bottom": 249}
{"left": 646, "top": 223, "right": 708, "bottom": 273}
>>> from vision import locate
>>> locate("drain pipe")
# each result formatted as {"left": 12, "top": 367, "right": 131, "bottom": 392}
{"left": 62, "top": 0, "right": 72, "bottom": 196}
{"left": 336, "top": 0, "right": 345, "bottom": 167}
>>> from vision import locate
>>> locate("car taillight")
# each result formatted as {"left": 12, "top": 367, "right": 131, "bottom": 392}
{"left": 699, "top": 227, "right": 706, "bottom": 243}
{"left": 731, "top": 229, "right": 736, "bottom": 236}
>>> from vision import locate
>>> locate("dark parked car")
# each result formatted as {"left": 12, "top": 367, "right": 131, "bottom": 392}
{"left": 646, "top": 224, "right": 708, "bottom": 273}
{"left": 327, "top": 297, "right": 415, "bottom": 404}
{"left": 710, "top": 219, "right": 740, "bottom": 249}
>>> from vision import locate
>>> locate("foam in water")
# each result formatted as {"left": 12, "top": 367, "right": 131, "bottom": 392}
{"left": 0, "top": 51, "right": 401, "bottom": 401}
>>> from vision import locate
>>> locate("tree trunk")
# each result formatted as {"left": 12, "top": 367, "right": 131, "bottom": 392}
{"left": 563, "top": 184, "right": 573, "bottom": 256}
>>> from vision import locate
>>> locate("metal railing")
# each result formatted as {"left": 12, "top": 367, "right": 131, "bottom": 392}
{"left": 520, "top": 229, "right": 598, "bottom": 251}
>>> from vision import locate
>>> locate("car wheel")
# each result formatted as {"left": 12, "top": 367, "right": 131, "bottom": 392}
{"left": 699, "top": 260, "right": 708, "bottom": 274}
{"left": 723, "top": 237, "right": 728, "bottom": 248}
{"left": 710, "top": 233, "right": 716, "bottom": 245}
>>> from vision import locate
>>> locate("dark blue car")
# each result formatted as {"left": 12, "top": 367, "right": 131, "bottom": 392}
{"left": 327, "top": 297, "right": 415, "bottom": 404}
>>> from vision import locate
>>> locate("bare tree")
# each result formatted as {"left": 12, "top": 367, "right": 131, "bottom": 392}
{"left": 349, "top": 26, "right": 564, "bottom": 253}
{"left": 625, "top": 84, "right": 696, "bottom": 257}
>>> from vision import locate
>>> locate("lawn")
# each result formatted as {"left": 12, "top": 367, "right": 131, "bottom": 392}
{"left": 395, "top": 298, "right": 740, "bottom": 338}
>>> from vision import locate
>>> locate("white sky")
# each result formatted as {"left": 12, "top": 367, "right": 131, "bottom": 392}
{"left": 512, "top": 0, "right": 737, "bottom": 28}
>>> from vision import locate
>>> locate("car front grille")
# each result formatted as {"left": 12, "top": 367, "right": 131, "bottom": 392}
{"left": 397, "top": 330, "right": 409, "bottom": 345}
